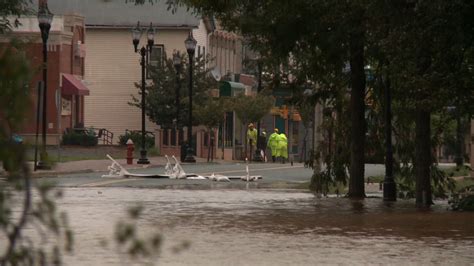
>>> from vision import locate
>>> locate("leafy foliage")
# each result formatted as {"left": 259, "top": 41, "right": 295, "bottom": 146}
{"left": 309, "top": 94, "right": 351, "bottom": 195}
{"left": 194, "top": 97, "right": 229, "bottom": 130}
{"left": 0, "top": 0, "right": 32, "bottom": 33}
{"left": 232, "top": 93, "right": 274, "bottom": 128}
{"left": 130, "top": 53, "right": 217, "bottom": 129}
{"left": 395, "top": 165, "right": 456, "bottom": 200}
{"left": 115, "top": 205, "right": 163, "bottom": 261}
{"left": 1, "top": 40, "right": 73, "bottom": 264}
{"left": 62, "top": 130, "right": 98, "bottom": 146}
{"left": 118, "top": 130, "right": 155, "bottom": 149}
{"left": 131, "top": 0, "right": 474, "bottom": 204}
{"left": 114, "top": 204, "right": 189, "bottom": 264}
{"left": 449, "top": 185, "right": 474, "bottom": 211}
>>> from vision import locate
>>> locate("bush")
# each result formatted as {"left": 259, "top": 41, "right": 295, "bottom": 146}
{"left": 449, "top": 185, "right": 474, "bottom": 211}
{"left": 118, "top": 130, "right": 155, "bottom": 149}
{"left": 62, "top": 131, "right": 98, "bottom": 146}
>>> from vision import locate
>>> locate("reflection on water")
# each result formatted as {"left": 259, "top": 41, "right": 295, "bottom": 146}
{"left": 43, "top": 189, "right": 474, "bottom": 265}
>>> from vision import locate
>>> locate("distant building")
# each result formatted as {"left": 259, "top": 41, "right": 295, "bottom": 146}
{"left": 0, "top": 13, "right": 88, "bottom": 145}
{"left": 45, "top": 0, "right": 201, "bottom": 144}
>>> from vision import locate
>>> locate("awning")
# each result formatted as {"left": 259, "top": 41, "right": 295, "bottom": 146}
{"left": 62, "top": 74, "right": 90, "bottom": 96}
{"left": 219, "top": 81, "right": 245, "bottom": 97}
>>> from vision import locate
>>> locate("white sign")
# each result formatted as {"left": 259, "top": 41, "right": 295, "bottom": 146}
{"left": 61, "top": 98, "right": 71, "bottom": 115}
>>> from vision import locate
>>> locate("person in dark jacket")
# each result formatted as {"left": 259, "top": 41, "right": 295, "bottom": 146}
{"left": 257, "top": 129, "right": 268, "bottom": 162}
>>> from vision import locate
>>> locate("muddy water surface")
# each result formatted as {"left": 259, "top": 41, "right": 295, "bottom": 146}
{"left": 52, "top": 188, "right": 474, "bottom": 265}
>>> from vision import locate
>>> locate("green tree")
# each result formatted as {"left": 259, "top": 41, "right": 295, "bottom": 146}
{"left": 377, "top": 0, "right": 474, "bottom": 205}
{"left": 132, "top": 0, "right": 474, "bottom": 203}
{"left": 0, "top": 40, "right": 73, "bottom": 264}
{"left": 130, "top": 53, "right": 217, "bottom": 129}
{"left": 194, "top": 97, "right": 229, "bottom": 161}
{"left": 170, "top": 0, "right": 370, "bottom": 198}
{"left": 0, "top": 0, "right": 32, "bottom": 33}
{"left": 232, "top": 93, "right": 274, "bottom": 157}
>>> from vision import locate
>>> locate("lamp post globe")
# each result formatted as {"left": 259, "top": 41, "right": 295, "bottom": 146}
{"left": 131, "top": 21, "right": 156, "bottom": 165}
{"left": 131, "top": 22, "right": 141, "bottom": 52}
{"left": 254, "top": 57, "right": 264, "bottom": 162}
{"left": 183, "top": 32, "right": 196, "bottom": 163}
{"left": 38, "top": 4, "right": 53, "bottom": 30}
{"left": 147, "top": 22, "right": 154, "bottom": 47}
{"left": 36, "top": 2, "right": 53, "bottom": 170}
{"left": 173, "top": 52, "right": 182, "bottom": 68}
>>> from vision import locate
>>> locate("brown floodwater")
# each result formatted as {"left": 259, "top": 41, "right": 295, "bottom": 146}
{"left": 7, "top": 188, "right": 474, "bottom": 265}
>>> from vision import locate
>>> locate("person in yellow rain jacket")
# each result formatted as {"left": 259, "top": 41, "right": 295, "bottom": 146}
{"left": 277, "top": 132, "right": 288, "bottom": 163}
{"left": 247, "top": 123, "right": 257, "bottom": 159}
{"left": 267, "top": 128, "right": 280, "bottom": 162}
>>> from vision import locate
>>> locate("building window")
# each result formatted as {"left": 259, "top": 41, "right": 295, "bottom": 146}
{"left": 147, "top": 44, "right": 164, "bottom": 79}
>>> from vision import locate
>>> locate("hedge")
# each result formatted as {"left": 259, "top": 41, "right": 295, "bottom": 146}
{"left": 62, "top": 131, "right": 98, "bottom": 146}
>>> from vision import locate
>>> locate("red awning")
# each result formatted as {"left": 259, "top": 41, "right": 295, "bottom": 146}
{"left": 62, "top": 74, "right": 90, "bottom": 96}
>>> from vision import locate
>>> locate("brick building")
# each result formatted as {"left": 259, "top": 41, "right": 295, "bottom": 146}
{"left": 0, "top": 14, "right": 89, "bottom": 144}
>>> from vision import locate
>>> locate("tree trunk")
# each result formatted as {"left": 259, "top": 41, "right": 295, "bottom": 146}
{"left": 313, "top": 103, "right": 323, "bottom": 169}
{"left": 348, "top": 27, "right": 366, "bottom": 199}
{"left": 415, "top": 109, "right": 433, "bottom": 206}
{"left": 311, "top": 103, "right": 324, "bottom": 193}
{"left": 207, "top": 129, "right": 211, "bottom": 162}
{"left": 455, "top": 110, "right": 464, "bottom": 167}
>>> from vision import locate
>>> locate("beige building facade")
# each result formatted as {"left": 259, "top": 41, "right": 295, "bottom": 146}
{"left": 84, "top": 28, "right": 194, "bottom": 141}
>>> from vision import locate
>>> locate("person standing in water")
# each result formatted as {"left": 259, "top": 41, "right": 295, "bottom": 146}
{"left": 267, "top": 128, "right": 280, "bottom": 162}
{"left": 278, "top": 132, "right": 288, "bottom": 163}
{"left": 257, "top": 129, "right": 268, "bottom": 162}
{"left": 247, "top": 123, "right": 257, "bottom": 160}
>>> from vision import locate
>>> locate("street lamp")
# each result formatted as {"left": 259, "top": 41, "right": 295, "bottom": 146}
{"left": 383, "top": 76, "right": 396, "bottom": 201}
{"left": 173, "top": 51, "right": 185, "bottom": 160}
{"left": 173, "top": 52, "right": 182, "bottom": 127}
{"left": 254, "top": 58, "right": 264, "bottom": 162}
{"left": 131, "top": 22, "right": 155, "bottom": 164}
{"left": 36, "top": 2, "right": 53, "bottom": 170}
{"left": 183, "top": 31, "right": 197, "bottom": 163}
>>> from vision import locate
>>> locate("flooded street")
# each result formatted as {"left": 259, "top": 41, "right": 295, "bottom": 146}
{"left": 55, "top": 188, "right": 474, "bottom": 265}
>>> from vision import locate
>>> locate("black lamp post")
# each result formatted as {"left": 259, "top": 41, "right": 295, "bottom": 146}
{"left": 173, "top": 52, "right": 184, "bottom": 160}
{"left": 183, "top": 32, "right": 197, "bottom": 163}
{"left": 173, "top": 52, "right": 182, "bottom": 128}
{"left": 383, "top": 75, "right": 396, "bottom": 201}
{"left": 132, "top": 22, "right": 155, "bottom": 164}
{"left": 454, "top": 106, "right": 464, "bottom": 167}
{"left": 254, "top": 59, "right": 264, "bottom": 161}
{"left": 36, "top": 2, "right": 53, "bottom": 170}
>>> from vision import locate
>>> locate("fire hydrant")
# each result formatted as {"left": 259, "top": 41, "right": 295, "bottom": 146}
{"left": 126, "top": 139, "right": 134, "bottom": 165}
